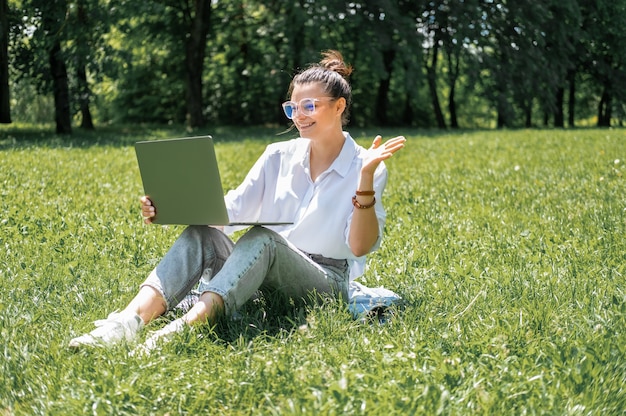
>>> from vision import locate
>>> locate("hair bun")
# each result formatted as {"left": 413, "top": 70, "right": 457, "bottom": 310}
{"left": 320, "top": 50, "right": 353, "bottom": 78}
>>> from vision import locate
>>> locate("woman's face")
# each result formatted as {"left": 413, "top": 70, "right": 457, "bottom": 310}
{"left": 289, "top": 82, "right": 345, "bottom": 140}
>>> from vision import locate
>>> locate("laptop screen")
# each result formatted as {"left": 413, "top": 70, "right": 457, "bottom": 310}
{"left": 135, "top": 136, "right": 230, "bottom": 225}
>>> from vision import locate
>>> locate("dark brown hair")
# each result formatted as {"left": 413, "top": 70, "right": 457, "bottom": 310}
{"left": 288, "top": 50, "right": 353, "bottom": 126}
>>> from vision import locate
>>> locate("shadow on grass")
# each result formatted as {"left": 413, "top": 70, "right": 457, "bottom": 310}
{"left": 163, "top": 288, "right": 411, "bottom": 349}
{"left": 213, "top": 299, "right": 310, "bottom": 345}
{"left": 163, "top": 291, "right": 318, "bottom": 347}
{"left": 0, "top": 124, "right": 300, "bottom": 150}
{"left": 0, "top": 123, "right": 463, "bottom": 150}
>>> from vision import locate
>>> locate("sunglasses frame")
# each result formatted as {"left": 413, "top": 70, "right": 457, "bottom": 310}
{"left": 282, "top": 97, "right": 335, "bottom": 119}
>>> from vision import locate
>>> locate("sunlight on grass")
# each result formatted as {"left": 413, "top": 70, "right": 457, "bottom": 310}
{"left": 1, "top": 127, "right": 625, "bottom": 414}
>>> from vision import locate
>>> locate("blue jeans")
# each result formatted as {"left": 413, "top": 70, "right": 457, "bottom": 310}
{"left": 141, "top": 225, "right": 349, "bottom": 316}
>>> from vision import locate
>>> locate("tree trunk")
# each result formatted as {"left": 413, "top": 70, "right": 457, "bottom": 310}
{"left": 524, "top": 102, "right": 532, "bottom": 128}
{"left": 77, "top": 66, "right": 94, "bottom": 130}
{"left": 567, "top": 70, "right": 576, "bottom": 128}
{"left": 49, "top": 41, "right": 72, "bottom": 134}
{"left": 554, "top": 87, "right": 564, "bottom": 127}
{"left": 496, "top": 93, "right": 509, "bottom": 128}
{"left": 0, "top": 0, "right": 10, "bottom": 124}
{"left": 75, "top": 1, "right": 93, "bottom": 130}
{"left": 597, "top": 87, "right": 611, "bottom": 127}
{"left": 401, "top": 60, "right": 414, "bottom": 126}
{"left": 446, "top": 48, "right": 460, "bottom": 129}
{"left": 425, "top": 43, "right": 446, "bottom": 129}
{"left": 497, "top": 110, "right": 505, "bottom": 129}
{"left": 448, "top": 82, "right": 458, "bottom": 129}
{"left": 185, "top": 0, "right": 211, "bottom": 128}
{"left": 375, "top": 49, "right": 395, "bottom": 126}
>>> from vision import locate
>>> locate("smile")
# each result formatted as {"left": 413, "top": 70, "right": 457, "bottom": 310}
{"left": 298, "top": 121, "right": 315, "bottom": 129}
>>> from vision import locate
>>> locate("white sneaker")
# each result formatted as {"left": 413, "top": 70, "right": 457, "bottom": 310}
{"left": 69, "top": 311, "right": 144, "bottom": 349}
{"left": 132, "top": 318, "right": 186, "bottom": 356}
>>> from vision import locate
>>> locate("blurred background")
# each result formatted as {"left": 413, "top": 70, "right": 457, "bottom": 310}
{"left": 1, "top": 0, "right": 625, "bottom": 133}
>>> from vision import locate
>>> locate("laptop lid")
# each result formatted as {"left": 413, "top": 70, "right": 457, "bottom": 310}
{"left": 135, "top": 135, "right": 230, "bottom": 225}
{"left": 135, "top": 135, "right": 293, "bottom": 226}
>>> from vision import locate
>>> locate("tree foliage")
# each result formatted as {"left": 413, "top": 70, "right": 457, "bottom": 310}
{"left": 1, "top": 0, "right": 10, "bottom": 123}
{"left": 5, "top": 0, "right": 626, "bottom": 131}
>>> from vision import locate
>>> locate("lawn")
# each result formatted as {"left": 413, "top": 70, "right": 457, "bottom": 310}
{"left": 0, "top": 126, "right": 625, "bottom": 415}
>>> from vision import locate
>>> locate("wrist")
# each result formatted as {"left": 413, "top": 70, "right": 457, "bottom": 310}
{"left": 352, "top": 190, "right": 376, "bottom": 209}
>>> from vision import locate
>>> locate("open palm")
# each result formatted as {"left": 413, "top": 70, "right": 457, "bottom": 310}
{"left": 362, "top": 135, "right": 406, "bottom": 175}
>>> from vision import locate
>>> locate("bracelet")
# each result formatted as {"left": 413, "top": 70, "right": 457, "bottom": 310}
{"left": 352, "top": 195, "right": 376, "bottom": 209}
{"left": 355, "top": 190, "right": 375, "bottom": 196}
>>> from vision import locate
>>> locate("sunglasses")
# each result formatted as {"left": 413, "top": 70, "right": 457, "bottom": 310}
{"left": 281, "top": 97, "right": 335, "bottom": 119}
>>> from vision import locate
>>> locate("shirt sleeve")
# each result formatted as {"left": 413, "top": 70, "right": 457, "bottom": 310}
{"left": 223, "top": 146, "right": 270, "bottom": 223}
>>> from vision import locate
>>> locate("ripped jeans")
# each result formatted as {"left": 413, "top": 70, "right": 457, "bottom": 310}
{"left": 141, "top": 225, "right": 349, "bottom": 316}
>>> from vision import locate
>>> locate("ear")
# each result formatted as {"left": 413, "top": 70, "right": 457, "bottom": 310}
{"left": 335, "top": 97, "right": 347, "bottom": 116}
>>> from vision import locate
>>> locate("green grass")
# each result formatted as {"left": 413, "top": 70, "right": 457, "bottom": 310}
{"left": 1, "top": 125, "right": 625, "bottom": 415}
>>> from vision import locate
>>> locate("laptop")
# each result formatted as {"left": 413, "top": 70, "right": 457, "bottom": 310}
{"left": 134, "top": 135, "right": 291, "bottom": 226}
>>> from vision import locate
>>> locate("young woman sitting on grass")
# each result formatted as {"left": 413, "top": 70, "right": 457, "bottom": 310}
{"left": 69, "top": 50, "right": 406, "bottom": 351}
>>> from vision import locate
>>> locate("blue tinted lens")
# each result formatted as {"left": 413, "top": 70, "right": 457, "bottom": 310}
{"left": 302, "top": 99, "right": 316, "bottom": 114}
{"left": 282, "top": 103, "right": 295, "bottom": 119}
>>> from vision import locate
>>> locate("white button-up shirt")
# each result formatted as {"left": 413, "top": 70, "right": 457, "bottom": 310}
{"left": 224, "top": 132, "right": 387, "bottom": 280}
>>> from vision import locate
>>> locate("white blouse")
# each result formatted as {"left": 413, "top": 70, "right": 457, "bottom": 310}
{"left": 224, "top": 132, "right": 387, "bottom": 280}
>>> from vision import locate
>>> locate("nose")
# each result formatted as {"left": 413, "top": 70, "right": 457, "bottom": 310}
{"left": 293, "top": 108, "right": 307, "bottom": 120}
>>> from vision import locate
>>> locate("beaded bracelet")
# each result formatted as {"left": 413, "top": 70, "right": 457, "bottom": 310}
{"left": 352, "top": 195, "right": 376, "bottom": 209}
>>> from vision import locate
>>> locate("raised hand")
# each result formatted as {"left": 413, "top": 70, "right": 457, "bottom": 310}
{"left": 361, "top": 135, "right": 406, "bottom": 175}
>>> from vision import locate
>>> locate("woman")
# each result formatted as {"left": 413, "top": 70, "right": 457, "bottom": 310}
{"left": 69, "top": 50, "right": 406, "bottom": 350}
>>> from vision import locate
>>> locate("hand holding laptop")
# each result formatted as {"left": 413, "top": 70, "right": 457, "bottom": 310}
{"left": 135, "top": 136, "right": 292, "bottom": 227}
{"left": 140, "top": 196, "right": 156, "bottom": 224}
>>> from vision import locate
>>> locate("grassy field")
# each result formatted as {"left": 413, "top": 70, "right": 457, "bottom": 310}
{"left": 0, "top": 126, "right": 624, "bottom": 415}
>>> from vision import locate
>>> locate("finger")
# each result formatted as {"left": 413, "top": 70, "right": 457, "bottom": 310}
{"left": 384, "top": 137, "right": 406, "bottom": 152}
{"left": 384, "top": 136, "right": 406, "bottom": 147}
{"left": 388, "top": 141, "right": 406, "bottom": 152}
{"left": 142, "top": 211, "right": 155, "bottom": 224}
{"left": 370, "top": 135, "right": 382, "bottom": 150}
{"left": 376, "top": 143, "right": 405, "bottom": 161}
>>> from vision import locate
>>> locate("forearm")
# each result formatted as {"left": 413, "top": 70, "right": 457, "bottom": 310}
{"left": 348, "top": 171, "right": 380, "bottom": 256}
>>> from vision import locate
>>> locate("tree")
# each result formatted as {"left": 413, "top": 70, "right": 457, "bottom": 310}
{"left": 578, "top": 0, "right": 626, "bottom": 127}
{"left": 536, "top": 0, "right": 581, "bottom": 128}
{"left": 71, "top": 0, "right": 95, "bottom": 129}
{"left": 435, "top": 0, "right": 484, "bottom": 129}
{"left": 13, "top": 0, "right": 73, "bottom": 133}
{"left": 106, "top": 0, "right": 212, "bottom": 127}
{"left": 0, "top": 0, "right": 11, "bottom": 123}
{"left": 8, "top": 0, "right": 626, "bottom": 129}
{"left": 42, "top": 0, "right": 72, "bottom": 134}
{"left": 472, "top": 1, "right": 558, "bottom": 128}
{"left": 352, "top": 1, "right": 407, "bottom": 126}
{"left": 417, "top": 1, "right": 447, "bottom": 128}
{"left": 184, "top": 0, "right": 211, "bottom": 127}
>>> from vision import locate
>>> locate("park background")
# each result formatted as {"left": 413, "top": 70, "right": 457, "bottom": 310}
{"left": 1, "top": 0, "right": 626, "bottom": 131}
{"left": 1, "top": 1, "right": 625, "bottom": 415}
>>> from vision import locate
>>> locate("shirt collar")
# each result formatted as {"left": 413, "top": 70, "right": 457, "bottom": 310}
{"left": 296, "top": 138, "right": 311, "bottom": 170}
{"left": 330, "top": 132, "right": 358, "bottom": 178}
{"left": 296, "top": 132, "right": 357, "bottom": 178}
{"left": 297, "top": 132, "right": 357, "bottom": 177}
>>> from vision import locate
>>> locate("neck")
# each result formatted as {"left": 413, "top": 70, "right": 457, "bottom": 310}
{"left": 308, "top": 131, "right": 345, "bottom": 181}
{"left": 310, "top": 130, "right": 345, "bottom": 157}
